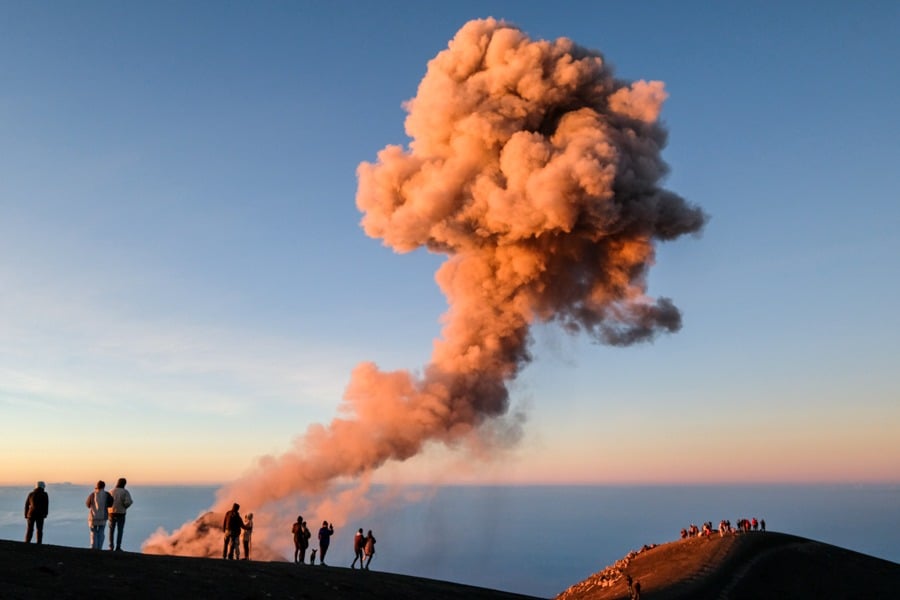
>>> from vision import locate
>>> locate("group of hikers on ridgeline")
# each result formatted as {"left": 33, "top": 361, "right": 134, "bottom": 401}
{"left": 287, "top": 513, "right": 376, "bottom": 569}
{"left": 680, "top": 516, "right": 766, "bottom": 539}
{"left": 225, "top": 503, "right": 376, "bottom": 568}
{"left": 24, "top": 481, "right": 376, "bottom": 569}
{"left": 24, "top": 478, "right": 135, "bottom": 551}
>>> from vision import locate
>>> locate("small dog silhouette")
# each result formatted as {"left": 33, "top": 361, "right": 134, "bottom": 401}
{"left": 310, "top": 548, "right": 317, "bottom": 564}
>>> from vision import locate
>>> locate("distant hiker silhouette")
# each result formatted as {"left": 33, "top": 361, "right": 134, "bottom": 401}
{"left": 318, "top": 521, "right": 334, "bottom": 565}
{"left": 24, "top": 481, "right": 49, "bottom": 544}
{"left": 242, "top": 513, "right": 253, "bottom": 560}
{"left": 351, "top": 528, "right": 365, "bottom": 568}
{"left": 222, "top": 503, "right": 245, "bottom": 560}
{"left": 292, "top": 516, "right": 304, "bottom": 563}
{"left": 363, "top": 530, "right": 376, "bottom": 570}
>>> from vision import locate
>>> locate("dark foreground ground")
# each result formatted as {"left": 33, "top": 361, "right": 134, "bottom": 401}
{"left": 4, "top": 532, "right": 899, "bottom": 600}
{"left": 0, "top": 540, "right": 544, "bottom": 600}
{"left": 557, "top": 531, "right": 900, "bottom": 600}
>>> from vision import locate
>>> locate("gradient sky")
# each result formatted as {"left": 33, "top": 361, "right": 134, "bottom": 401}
{"left": 1, "top": 1, "right": 898, "bottom": 486}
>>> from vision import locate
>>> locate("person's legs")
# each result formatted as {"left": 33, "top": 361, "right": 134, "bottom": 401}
{"left": 320, "top": 543, "right": 328, "bottom": 564}
{"left": 25, "top": 518, "right": 35, "bottom": 543}
{"left": 35, "top": 518, "right": 44, "bottom": 544}
{"left": 113, "top": 514, "right": 126, "bottom": 550}
{"left": 223, "top": 534, "right": 230, "bottom": 559}
{"left": 364, "top": 552, "right": 373, "bottom": 570}
{"left": 91, "top": 524, "right": 106, "bottom": 550}
{"left": 108, "top": 518, "right": 117, "bottom": 550}
{"left": 243, "top": 538, "right": 250, "bottom": 560}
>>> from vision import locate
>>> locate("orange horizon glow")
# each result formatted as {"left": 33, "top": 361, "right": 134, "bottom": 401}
{"left": 4, "top": 457, "right": 897, "bottom": 488}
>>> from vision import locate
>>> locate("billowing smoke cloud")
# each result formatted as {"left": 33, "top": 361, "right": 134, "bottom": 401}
{"left": 144, "top": 18, "right": 706, "bottom": 558}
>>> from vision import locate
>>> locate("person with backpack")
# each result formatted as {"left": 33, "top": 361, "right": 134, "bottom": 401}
{"left": 24, "top": 481, "right": 49, "bottom": 544}
{"left": 85, "top": 480, "right": 113, "bottom": 550}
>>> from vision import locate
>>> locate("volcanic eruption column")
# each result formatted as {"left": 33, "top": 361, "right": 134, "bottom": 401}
{"left": 144, "top": 18, "right": 706, "bottom": 557}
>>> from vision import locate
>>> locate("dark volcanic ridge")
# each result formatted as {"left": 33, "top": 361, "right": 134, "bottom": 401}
{"left": 0, "top": 539, "right": 541, "bottom": 600}
{"left": 3, "top": 531, "right": 898, "bottom": 600}
{"left": 556, "top": 531, "right": 900, "bottom": 600}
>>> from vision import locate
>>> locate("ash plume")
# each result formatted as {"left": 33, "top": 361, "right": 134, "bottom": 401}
{"left": 144, "top": 18, "right": 706, "bottom": 557}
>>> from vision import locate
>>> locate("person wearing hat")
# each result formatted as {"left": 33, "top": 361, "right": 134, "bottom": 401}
{"left": 24, "top": 481, "right": 49, "bottom": 544}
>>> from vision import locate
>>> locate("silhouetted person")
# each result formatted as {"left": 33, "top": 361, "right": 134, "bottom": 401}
{"left": 351, "top": 528, "right": 365, "bottom": 568}
{"left": 222, "top": 503, "right": 245, "bottom": 559}
{"left": 632, "top": 580, "right": 641, "bottom": 600}
{"left": 303, "top": 521, "right": 312, "bottom": 561}
{"left": 85, "top": 480, "right": 112, "bottom": 550}
{"left": 242, "top": 513, "right": 253, "bottom": 560}
{"left": 363, "top": 530, "right": 376, "bottom": 570}
{"left": 761, "top": 518, "right": 766, "bottom": 532}
{"left": 108, "top": 477, "right": 133, "bottom": 551}
{"left": 625, "top": 574, "right": 633, "bottom": 596}
{"left": 24, "top": 481, "right": 49, "bottom": 544}
{"left": 292, "top": 515, "right": 304, "bottom": 563}
{"left": 318, "top": 520, "right": 334, "bottom": 565}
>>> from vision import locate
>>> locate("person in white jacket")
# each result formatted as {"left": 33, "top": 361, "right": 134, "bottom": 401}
{"left": 85, "top": 481, "right": 112, "bottom": 550}
{"left": 108, "top": 477, "right": 134, "bottom": 551}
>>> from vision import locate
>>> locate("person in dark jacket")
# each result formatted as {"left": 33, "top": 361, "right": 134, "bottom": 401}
{"left": 292, "top": 515, "right": 304, "bottom": 563}
{"left": 24, "top": 481, "right": 49, "bottom": 544}
{"left": 317, "top": 521, "right": 334, "bottom": 565}
{"left": 222, "top": 503, "right": 245, "bottom": 560}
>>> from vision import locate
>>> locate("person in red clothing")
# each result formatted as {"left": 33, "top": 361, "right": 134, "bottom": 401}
{"left": 351, "top": 528, "right": 365, "bottom": 569}
{"left": 363, "top": 530, "right": 376, "bottom": 570}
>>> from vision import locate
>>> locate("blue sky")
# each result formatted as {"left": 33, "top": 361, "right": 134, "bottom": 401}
{"left": 1, "top": 1, "right": 898, "bottom": 485}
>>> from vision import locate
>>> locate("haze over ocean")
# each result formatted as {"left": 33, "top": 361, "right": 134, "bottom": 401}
{"left": 3, "top": 484, "right": 898, "bottom": 597}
